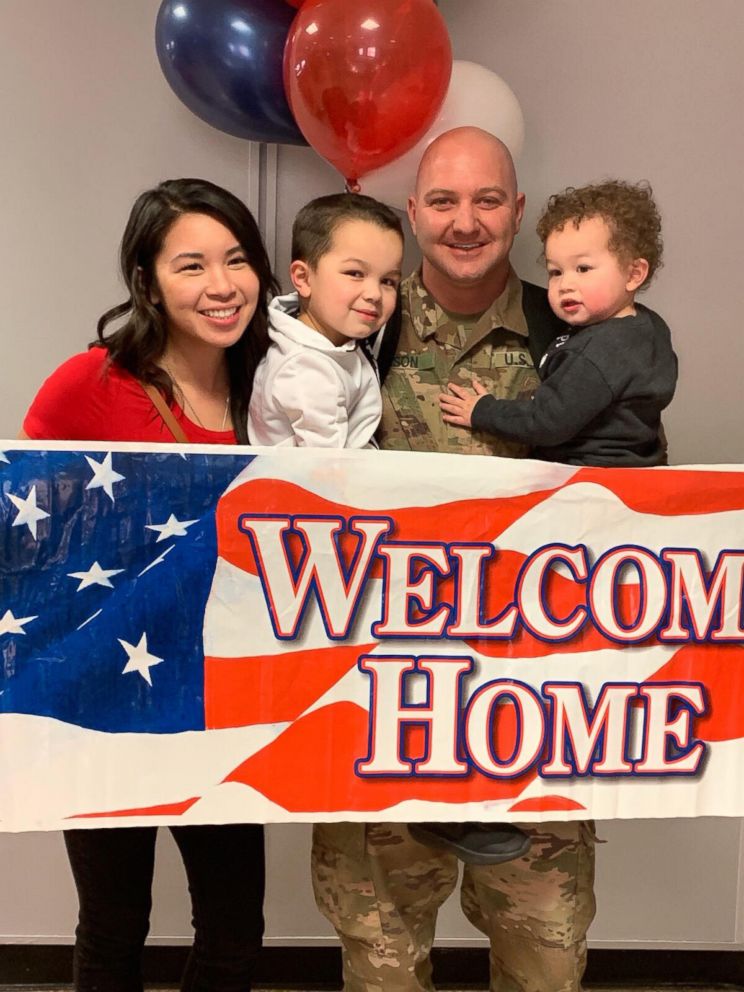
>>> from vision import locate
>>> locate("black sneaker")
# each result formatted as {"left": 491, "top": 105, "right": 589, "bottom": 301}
{"left": 408, "top": 821, "right": 531, "bottom": 865}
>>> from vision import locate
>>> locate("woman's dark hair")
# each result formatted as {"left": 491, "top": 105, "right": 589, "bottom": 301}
{"left": 96, "top": 178, "right": 279, "bottom": 443}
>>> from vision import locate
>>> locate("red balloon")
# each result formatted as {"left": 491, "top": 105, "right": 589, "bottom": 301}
{"left": 284, "top": 0, "right": 452, "bottom": 183}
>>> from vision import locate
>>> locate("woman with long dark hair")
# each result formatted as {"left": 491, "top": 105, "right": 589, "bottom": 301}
{"left": 21, "top": 177, "right": 278, "bottom": 992}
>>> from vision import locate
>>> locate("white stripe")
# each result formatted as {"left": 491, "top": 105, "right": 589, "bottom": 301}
{"left": 222, "top": 449, "right": 581, "bottom": 505}
{"left": 499, "top": 480, "right": 744, "bottom": 560}
{"left": 0, "top": 715, "right": 287, "bottom": 831}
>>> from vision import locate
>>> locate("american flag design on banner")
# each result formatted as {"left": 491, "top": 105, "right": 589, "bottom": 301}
{"left": 1, "top": 441, "right": 744, "bottom": 831}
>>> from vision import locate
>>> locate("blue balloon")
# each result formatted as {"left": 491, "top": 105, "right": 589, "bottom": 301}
{"left": 155, "top": 0, "right": 307, "bottom": 145}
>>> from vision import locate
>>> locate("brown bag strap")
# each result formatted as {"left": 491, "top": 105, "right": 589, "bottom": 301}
{"left": 139, "top": 381, "right": 189, "bottom": 444}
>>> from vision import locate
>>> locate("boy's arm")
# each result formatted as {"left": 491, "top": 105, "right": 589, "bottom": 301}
{"left": 271, "top": 353, "right": 350, "bottom": 447}
{"left": 467, "top": 352, "right": 614, "bottom": 447}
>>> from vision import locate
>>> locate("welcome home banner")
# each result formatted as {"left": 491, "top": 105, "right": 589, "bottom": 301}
{"left": 1, "top": 442, "right": 743, "bottom": 832}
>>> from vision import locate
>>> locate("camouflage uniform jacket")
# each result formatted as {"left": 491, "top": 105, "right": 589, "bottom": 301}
{"left": 377, "top": 268, "right": 562, "bottom": 457}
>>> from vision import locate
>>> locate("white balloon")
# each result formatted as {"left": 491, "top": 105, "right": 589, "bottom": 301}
{"left": 359, "top": 60, "right": 525, "bottom": 211}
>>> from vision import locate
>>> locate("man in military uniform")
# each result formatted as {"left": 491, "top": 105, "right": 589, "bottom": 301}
{"left": 312, "top": 127, "right": 596, "bottom": 992}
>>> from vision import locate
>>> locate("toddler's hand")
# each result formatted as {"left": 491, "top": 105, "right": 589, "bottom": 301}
{"left": 439, "top": 380, "right": 488, "bottom": 428}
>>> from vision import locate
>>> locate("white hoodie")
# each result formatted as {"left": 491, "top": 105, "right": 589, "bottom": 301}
{"left": 248, "top": 293, "right": 382, "bottom": 448}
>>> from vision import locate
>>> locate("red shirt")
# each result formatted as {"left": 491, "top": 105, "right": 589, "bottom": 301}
{"left": 23, "top": 347, "right": 236, "bottom": 445}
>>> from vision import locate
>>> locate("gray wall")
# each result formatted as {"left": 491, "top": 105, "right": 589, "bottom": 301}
{"left": 2, "top": 0, "right": 744, "bottom": 952}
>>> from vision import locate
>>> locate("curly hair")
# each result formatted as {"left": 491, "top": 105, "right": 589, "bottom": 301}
{"left": 536, "top": 180, "right": 663, "bottom": 287}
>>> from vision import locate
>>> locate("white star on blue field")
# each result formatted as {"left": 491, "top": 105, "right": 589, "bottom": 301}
{"left": 1, "top": 448, "right": 256, "bottom": 733}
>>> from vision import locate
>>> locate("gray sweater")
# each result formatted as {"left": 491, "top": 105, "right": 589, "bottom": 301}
{"left": 471, "top": 304, "right": 678, "bottom": 466}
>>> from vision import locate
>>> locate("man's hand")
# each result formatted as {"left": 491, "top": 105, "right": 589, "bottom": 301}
{"left": 439, "top": 380, "right": 489, "bottom": 428}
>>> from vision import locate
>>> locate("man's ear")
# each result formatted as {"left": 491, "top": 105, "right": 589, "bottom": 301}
{"left": 407, "top": 195, "right": 418, "bottom": 235}
{"left": 290, "top": 259, "right": 313, "bottom": 299}
{"left": 626, "top": 257, "right": 650, "bottom": 292}
{"left": 514, "top": 192, "right": 526, "bottom": 234}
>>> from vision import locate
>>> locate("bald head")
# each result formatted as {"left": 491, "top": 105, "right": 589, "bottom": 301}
{"left": 408, "top": 126, "right": 525, "bottom": 311}
{"left": 415, "top": 127, "right": 518, "bottom": 200}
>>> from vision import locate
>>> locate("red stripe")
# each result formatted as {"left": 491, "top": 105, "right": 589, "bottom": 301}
{"left": 205, "top": 643, "right": 374, "bottom": 728}
{"left": 216, "top": 472, "right": 744, "bottom": 582}
{"left": 224, "top": 701, "right": 534, "bottom": 812}
{"left": 571, "top": 467, "right": 744, "bottom": 515}
{"left": 215, "top": 478, "right": 560, "bottom": 578}
{"left": 508, "top": 796, "right": 586, "bottom": 812}
{"left": 68, "top": 796, "right": 200, "bottom": 819}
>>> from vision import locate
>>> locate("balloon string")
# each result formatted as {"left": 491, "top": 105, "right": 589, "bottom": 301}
{"left": 345, "top": 179, "right": 361, "bottom": 194}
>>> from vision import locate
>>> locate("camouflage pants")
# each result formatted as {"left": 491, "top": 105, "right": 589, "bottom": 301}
{"left": 311, "top": 821, "right": 596, "bottom": 992}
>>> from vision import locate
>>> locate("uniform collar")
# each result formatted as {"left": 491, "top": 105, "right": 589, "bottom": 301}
{"left": 403, "top": 267, "right": 529, "bottom": 347}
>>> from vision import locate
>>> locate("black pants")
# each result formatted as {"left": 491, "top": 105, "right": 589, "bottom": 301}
{"left": 64, "top": 824, "right": 265, "bottom": 992}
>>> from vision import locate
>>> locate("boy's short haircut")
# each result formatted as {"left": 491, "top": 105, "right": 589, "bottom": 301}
{"left": 292, "top": 192, "right": 404, "bottom": 267}
{"left": 537, "top": 179, "right": 663, "bottom": 286}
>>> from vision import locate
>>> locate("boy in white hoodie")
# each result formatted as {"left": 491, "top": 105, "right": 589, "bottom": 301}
{"left": 248, "top": 193, "right": 403, "bottom": 447}
{"left": 250, "top": 195, "right": 525, "bottom": 866}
